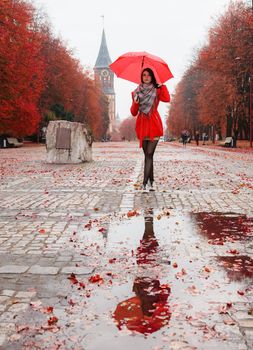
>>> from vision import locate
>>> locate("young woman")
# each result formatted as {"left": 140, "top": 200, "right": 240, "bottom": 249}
{"left": 130, "top": 68, "right": 170, "bottom": 191}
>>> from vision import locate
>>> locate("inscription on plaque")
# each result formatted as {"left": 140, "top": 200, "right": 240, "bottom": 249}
{"left": 56, "top": 127, "right": 71, "bottom": 149}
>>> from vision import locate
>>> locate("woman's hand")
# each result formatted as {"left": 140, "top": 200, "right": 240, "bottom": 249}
{"left": 134, "top": 93, "right": 139, "bottom": 103}
{"left": 157, "top": 84, "right": 163, "bottom": 88}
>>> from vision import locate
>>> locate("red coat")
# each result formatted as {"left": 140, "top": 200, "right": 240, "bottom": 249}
{"left": 130, "top": 85, "right": 170, "bottom": 147}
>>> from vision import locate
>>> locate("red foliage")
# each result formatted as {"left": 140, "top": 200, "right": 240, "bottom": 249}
{"left": 0, "top": 0, "right": 45, "bottom": 136}
{"left": 0, "top": 0, "right": 109, "bottom": 139}
{"left": 119, "top": 117, "right": 136, "bottom": 141}
{"left": 167, "top": 2, "right": 253, "bottom": 140}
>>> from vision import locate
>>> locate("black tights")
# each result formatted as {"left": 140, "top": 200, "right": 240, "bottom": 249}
{"left": 142, "top": 140, "right": 159, "bottom": 185}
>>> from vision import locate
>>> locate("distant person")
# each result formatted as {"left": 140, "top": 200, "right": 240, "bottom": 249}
{"left": 195, "top": 131, "right": 199, "bottom": 146}
{"left": 202, "top": 133, "right": 206, "bottom": 145}
{"left": 181, "top": 131, "right": 188, "bottom": 148}
{"left": 130, "top": 68, "right": 170, "bottom": 191}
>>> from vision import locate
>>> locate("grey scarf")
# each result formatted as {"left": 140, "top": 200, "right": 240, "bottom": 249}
{"left": 134, "top": 83, "right": 157, "bottom": 115}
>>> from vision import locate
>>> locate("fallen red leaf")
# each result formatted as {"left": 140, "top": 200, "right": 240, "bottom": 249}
{"left": 67, "top": 273, "right": 78, "bottom": 285}
{"left": 41, "top": 306, "right": 54, "bottom": 314}
{"left": 237, "top": 290, "right": 245, "bottom": 296}
{"left": 68, "top": 299, "right": 75, "bottom": 306}
{"left": 127, "top": 210, "right": 139, "bottom": 218}
{"left": 227, "top": 249, "right": 240, "bottom": 255}
{"left": 48, "top": 316, "right": 58, "bottom": 325}
{"left": 89, "top": 274, "right": 104, "bottom": 284}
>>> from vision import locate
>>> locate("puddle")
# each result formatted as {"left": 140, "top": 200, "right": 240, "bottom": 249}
{"left": 218, "top": 256, "right": 253, "bottom": 281}
{"left": 192, "top": 212, "right": 253, "bottom": 244}
{"left": 11, "top": 209, "right": 253, "bottom": 349}
{"left": 112, "top": 211, "right": 171, "bottom": 335}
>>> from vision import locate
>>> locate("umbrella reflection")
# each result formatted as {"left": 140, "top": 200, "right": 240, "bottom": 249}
{"left": 113, "top": 209, "right": 171, "bottom": 334}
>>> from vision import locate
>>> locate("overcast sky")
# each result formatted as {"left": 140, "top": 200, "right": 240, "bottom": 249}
{"left": 32, "top": 0, "right": 239, "bottom": 122}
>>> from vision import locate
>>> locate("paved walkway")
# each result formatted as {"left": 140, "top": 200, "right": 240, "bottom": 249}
{"left": 0, "top": 142, "right": 253, "bottom": 349}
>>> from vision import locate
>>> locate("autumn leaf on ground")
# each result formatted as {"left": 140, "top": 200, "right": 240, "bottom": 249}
{"left": 48, "top": 316, "right": 58, "bottom": 325}
{"left": 67, "top": 273, "right": 78, "bottom": 285}
{"left": 175, "top": 268, "right": 187, "bottom": 279}
{"left": 218, "top": 303, "right": 233, "bottom": 314}
{"left": 226, "top": 249, "right": 240, "bottom": 255}
{"left": 127, "top": 209, "right": 139, "bottom": 218}
{"left": 30, "top": 300, "right": 42, "bottom": 310}
{"left": 223, "top": 317, "right": 236, "bottom": 325}
{"left": 186, "top": 285, "right": 200, "bottom": 295}
{"left": 41, "top": 306, "right": 54, "bottom": 314}
{"left": 237, "top": 290, "right": 245, "bottom": 296}
{"left": 68, "top": 299, "right": 76, "bottom": 306}
{"left": 89, "top": 274, "right": 104, "bottom": 284}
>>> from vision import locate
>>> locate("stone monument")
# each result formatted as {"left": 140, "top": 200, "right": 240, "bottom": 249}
{"left": 46, "top": 120, "right": 92, "bottom": 163}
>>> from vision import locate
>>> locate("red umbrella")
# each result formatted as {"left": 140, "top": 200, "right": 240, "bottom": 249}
{"left": 113, "top": 295, "right": 171, "bottom": 334}
{"left": 109, "top": 51, "right": 173, "bottom": 84}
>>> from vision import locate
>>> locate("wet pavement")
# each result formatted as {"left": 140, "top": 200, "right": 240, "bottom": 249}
{"left": 0, "top": 142, "right": 253, "bottom": 349}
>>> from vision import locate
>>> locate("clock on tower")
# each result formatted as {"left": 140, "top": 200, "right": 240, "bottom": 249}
{"left": 101, "top": 69, "right": 109, "bottom": 77}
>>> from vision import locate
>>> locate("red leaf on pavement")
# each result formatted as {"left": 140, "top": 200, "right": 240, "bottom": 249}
{"left": 48, "top": 316, "right": 58, "bottom": 325}
{"left": 223, "top": 318, "right": 236, "bottom": 325}
{"left": 84, "top": 222, "right": 92, "bottom": 229}
{"left": 127, "top": 210, "right": 139, "bottom": 218}
{"left": 109, "top": 258, "right": 116, "bottom": 263}
{"left": 172, "top": 262, "right": 178, "bottom": 268}
{"left": 237, "top": 290, "right": 245, "bottom": 296}
{"left": 67, "top": 273, "right": 78, "bottom": 285}
{"left": 41, "top": 306, "right": 54, "bottom": 314}
{"left": 175, "top": 268, "right": 187, "bottom": 279}
{"left": 30, "top": 301, "right": 42, "bottom": 310}
{"left": 39, "top": 229, "right": 46, "bottom": 234}
{"left": 218, "top": 303, "right": 232, "bottom": 314}
{"left": 78, "top": 282, "right": 85, "bottom": 289}
{"left": 226, "top": 249, "right": 240, "bottom": 255}
{"left": 89, "top": 274, "right": 104, "bottom": 284}
{"left": 68, "top": 299, "right": 76, "bottom": 306}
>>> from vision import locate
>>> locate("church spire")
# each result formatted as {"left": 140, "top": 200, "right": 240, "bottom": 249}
{"left": 94, "top": 29, "right": 112, "bottom": 68}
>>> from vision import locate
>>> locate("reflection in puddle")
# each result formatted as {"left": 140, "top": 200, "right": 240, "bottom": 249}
{"left": 193, "top": 212, "right": 253, "bottom": 244}
{"left": 218, "top": 256, "right": 253, "bottom": 281}
{"left": 14, "top": 210, "right": 253, "bottom": 349}
{"left": 113, "top": 209, "right": 171, "bottom": 334}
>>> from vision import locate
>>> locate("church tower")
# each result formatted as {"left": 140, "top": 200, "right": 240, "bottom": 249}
{"left": 94, "top": 29, "right": 115, "bottom": 134}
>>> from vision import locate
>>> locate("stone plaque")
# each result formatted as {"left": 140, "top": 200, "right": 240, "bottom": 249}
{"left": 56, "top": 127, "right": 71, "bottom": 149}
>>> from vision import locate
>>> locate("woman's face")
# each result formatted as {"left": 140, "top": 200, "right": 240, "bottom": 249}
{"left": 142, "top": 71, "right": 152, "bottom": 84}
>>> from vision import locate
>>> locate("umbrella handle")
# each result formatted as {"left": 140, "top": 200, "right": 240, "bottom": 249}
{"left": 141, "top": 56, "right": 144, "bottom": 69}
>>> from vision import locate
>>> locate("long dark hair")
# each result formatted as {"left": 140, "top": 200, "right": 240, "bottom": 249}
{"left": 141, "top": 68, "right": 159, "bottom": 88}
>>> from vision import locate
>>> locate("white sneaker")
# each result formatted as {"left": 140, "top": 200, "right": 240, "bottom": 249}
{"left": 140, "top": 184, "right": 148, "bottom": 192}
{"left": 148, "top": 180, "right": 155, "bottom": 191}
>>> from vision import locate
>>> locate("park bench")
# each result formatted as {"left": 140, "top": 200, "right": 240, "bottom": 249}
{"left": 6, "top": 137, "right": 23, "bottom": 147}
{"left": 219, "top": 137, "right": 233, "bottom": 147}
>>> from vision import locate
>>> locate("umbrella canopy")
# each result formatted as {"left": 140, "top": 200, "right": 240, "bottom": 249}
{"left": 113, "top": 296, "right": 170, "bottom": 334}
{"left": 113, "top": 279, "right": 171, "bottom": 335}
{"left": 109, "top": 51, "right": 173, "bottom": 84}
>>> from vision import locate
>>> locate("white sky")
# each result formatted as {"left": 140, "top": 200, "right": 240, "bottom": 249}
{"left": 32, "top": 0, "right": 239, "bottom": 122}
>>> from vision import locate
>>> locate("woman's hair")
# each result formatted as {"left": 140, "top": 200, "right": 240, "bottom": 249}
{"left": 141, "top": 68, "right": 159, "bottom": 88}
